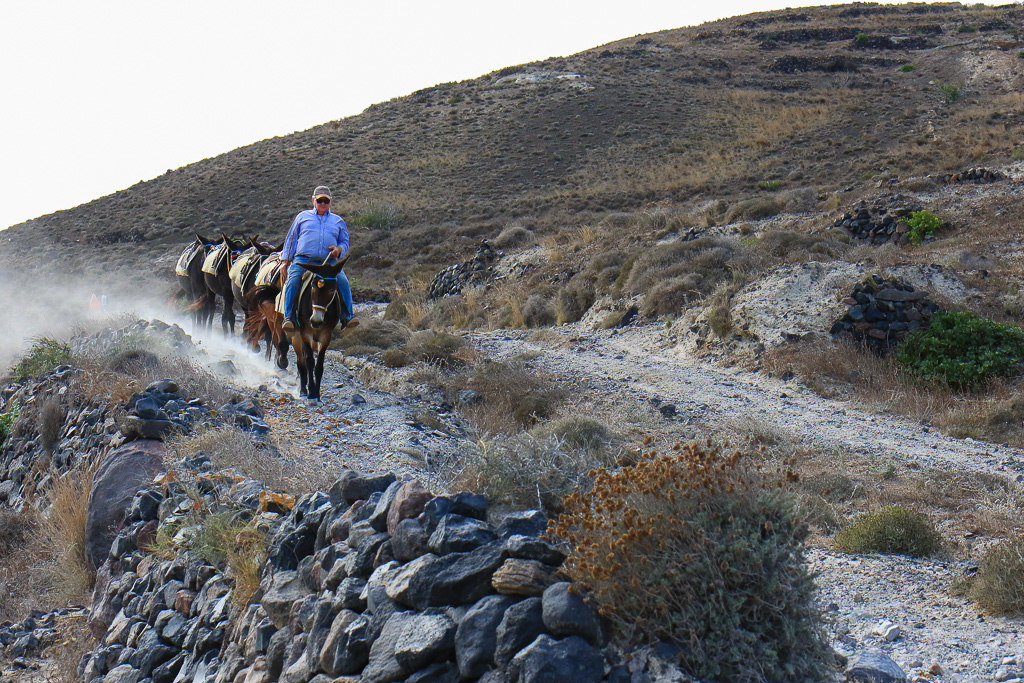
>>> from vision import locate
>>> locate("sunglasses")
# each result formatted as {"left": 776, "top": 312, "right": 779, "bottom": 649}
{"left": 316, "top": 197, "right": 331, "bottom": 204}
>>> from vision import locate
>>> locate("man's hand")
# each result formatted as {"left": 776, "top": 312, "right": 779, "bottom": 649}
{"left": 328, "top": 245, "right": 343, "bottom": 259}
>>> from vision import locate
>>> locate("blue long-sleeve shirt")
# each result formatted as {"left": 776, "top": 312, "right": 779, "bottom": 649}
{"left": 282, "top": 209, "right": 349, "bottom": 262}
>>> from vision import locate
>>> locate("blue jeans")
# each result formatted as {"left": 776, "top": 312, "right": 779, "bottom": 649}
{"left": 283, "top": 256, "right": 353, "bottom": 322}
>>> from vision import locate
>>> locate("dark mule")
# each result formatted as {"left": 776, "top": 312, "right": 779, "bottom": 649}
{"left": 231, "top": 237, "right": 282, "bottom": 355}
{"left": 174, "top": 232, "right": 217, "bottom": 329}
{"left": 203, "top": 234, "right": 249, "bottom": 335}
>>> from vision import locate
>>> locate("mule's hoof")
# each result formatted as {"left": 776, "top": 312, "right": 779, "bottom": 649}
{"left": 307, "top": 398, "right": 320, "bottom": 406}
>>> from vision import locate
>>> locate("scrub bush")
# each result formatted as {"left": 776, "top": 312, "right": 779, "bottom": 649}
{"left": 896, "top": 311, "right": 1024, "bottom": 390}
{"left": 11, "top": 337, "right": 70, "bottom": 380}
{"left": 906, "top": 209, "right": 942, "bottom": 244}
{"left": 550, "top": 445, "right": 831, "bottom": 681}
{"left": 833, "top": 505, "right": 942, "bottom": 557}
{"left": 963, "top": 534, "right": 1024, "bottom": 615}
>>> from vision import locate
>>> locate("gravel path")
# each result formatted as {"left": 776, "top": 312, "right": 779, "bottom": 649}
{"left": 236, "top": 314, "right": 1024, "bottom": 682}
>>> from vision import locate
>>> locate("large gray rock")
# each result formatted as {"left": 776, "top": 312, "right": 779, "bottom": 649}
{"left": 86, "top": 439, "right": 166, "bottom": 568}
{"left": 103, "top": 664, "right": 140, "bottom": 683}
{"left": 509, "top": 635, "right": 605, "bottom": 683}
{"left": 393, "top": 612, "right": 457, "bottom": 672}
{"left": 405, "top": 661, "right": 460, "bottom": 683}
{"left": 329, "top": 471, "right": 397, "bottom": 506}
{"left": 495, "top": 597, "right": 545, "bottom": 666}
{"left": 319, "top": 610, "right": 371, "bottom": 677}
{"left": 846, "top": 651, "right": 907, "bottom": 682}
{"left": 260, "top": 571, "right": 309, "bottom": 629}
{"left": 386, "top": 542, "right": 506, "bottom": 610}
{"left": 541, "top": 583, "right": 602, "bottom": 645}
{"left": 391, "top": 518, "right": 429, "bottom": 563}
{"left": 456, "top": 594, "right": 519, "bottom": 679}
{"left": 363, "top": 612, "right": 418, "bottom": 683}
{"left": 429, "top": 514, "right": 497, "bottom": 555}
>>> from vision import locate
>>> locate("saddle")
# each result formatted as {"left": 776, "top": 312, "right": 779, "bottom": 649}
{"left": 202, "top": 243, "right": 230, "bottom": 276}
{"left": 175, "top": 242, "right": 204, "bottom": 277}
{"left": 229, "top": 247, "right": 263, "bottom": 290}
{"left": 254, "top": 253, "right": 283, "bottom": 289}
{"left": 274, "top": 270, "right": 337, "bottom": 316}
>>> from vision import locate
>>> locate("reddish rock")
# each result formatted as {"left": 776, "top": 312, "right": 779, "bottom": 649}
{"left": 85, "top": 440, "right": 166, "bottom": 570}
{"left": 387, "top": 481, "right": 433, "bottom": 535}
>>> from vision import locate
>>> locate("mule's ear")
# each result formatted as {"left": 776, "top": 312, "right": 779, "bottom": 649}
{"left": 221, "top": 234, "right": 230, "bottom": 245}
{"left": 297, "top": 256, "right": 347, "bottom": 278}
{"left": 195, "top": 231, "right": 214, "bottom": 245}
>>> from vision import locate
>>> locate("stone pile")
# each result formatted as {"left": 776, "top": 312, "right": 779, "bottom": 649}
{"left": 83, "top": 468, "right": 632, "bottom": 683}
{"left": 833, "top": 198, "right": 924, "bottom": 245}
{"left": 0, "top": 607, "right": 87, "bottom": 666}
{"left": 427, "top": 241, "right": 498, "bottom": 300}
{"left": 829, "top": 274, "right": 941, "bottom": 353}
{"left": 947, "top": 167, "right": 1004, "bottom": 183}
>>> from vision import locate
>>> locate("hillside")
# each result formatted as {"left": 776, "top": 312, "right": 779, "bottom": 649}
{"left": 3, "top": 1, "right": 1024, "bottom": 302}
{"left": 9, "top": 4, "right": 1024, "bottom": 681}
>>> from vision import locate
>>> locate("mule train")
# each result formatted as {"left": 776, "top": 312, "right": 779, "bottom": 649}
{"left": 174, "top": 234, "right": 357, "bottom": 400}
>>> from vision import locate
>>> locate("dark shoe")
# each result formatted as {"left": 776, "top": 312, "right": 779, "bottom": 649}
{"left": 282, "top": 318, "right": 297, "bottom": 332}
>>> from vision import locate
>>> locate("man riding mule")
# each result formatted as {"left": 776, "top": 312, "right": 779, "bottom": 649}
{"left": 281, "top": 185, "right": 356, "bottom": 333}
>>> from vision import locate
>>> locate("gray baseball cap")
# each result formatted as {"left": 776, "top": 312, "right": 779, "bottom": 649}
{"left": 313, "top": 185, "right": 332, "bottom": 199}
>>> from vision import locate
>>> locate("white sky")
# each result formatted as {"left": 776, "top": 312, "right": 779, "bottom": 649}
{"left": 1, "top": 0, "right": 911, "bottom": 231}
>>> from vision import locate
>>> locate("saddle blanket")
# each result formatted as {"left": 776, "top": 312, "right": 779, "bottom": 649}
{"left": 175, "top": 242, "right": 203, "bottom": 277}
{"left": 229, "top": 248, "right": 263, "bottom": 289}
{"left": 254, "top": 253, "right": 283, "bottom": 289}
{"left": 274, "top": 270, "right": 337, "bottom": 316}
{"left": 202, "top": 242, "right": 229, "bottom": 276}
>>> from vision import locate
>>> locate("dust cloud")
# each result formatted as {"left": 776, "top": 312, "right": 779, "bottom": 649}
{"left": 0, "top": 271, "right": 296, "bottom": 394}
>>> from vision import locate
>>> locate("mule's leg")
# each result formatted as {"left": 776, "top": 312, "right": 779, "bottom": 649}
{"left": 293, "top": 336, "right": 308, "bottom": 397}
{"left": 221, "top": 293, "right": 234, "bottom": 336}
{"left": 303, "top": 341, "right": 317, "bottom": 401}
{"left": 311, "top": 342, "right": 328, "bottom": 401}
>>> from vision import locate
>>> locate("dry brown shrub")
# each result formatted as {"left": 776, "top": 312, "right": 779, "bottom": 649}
{"left": 448, "top": 358, "right": 563, "bottom": 435}
{"left": 37, "top": 458, "right": 101, "bottom": 600}
{"left": 170, "top": 425, "right": 289, "bottom": 488}
{"left": 763, "top": 338, "right": 955, "bottom": 422}
{"left": 39, "top": 396, "right": 67, "bottom": 453}
{"left": 42, "top": 611, "right": 97, "bottom": 683}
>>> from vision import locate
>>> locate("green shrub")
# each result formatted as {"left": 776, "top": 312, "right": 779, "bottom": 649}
{"left": 898, "top": 63, "right": 916, "bottom": 73}
{"left": 550, "top": 446, "right": 831, "bottom": 680}
{"left": 896, "top": 311, "right": 1024, "bottom": 390}
{"left": 757, "top": 180, "right": 782, "bottom": 191}
{"left": 938, "top": 81, "right": 962, "bottom": 103}
{"left": 11, "top": 338, "right": 71, "bottom": 380}
{"left": 0, "top": 401, "right": 19, "bottom": 447}
{"left": 957, "top": 24, "right": 977, "bottom": 33}
{"left": 349, "top": 202, "right": 405, "bottom": 229}
{"left": 906, "top": 209, "right": 942, "bottom": 244}
{"left": 854, "top": 32, "right": 868, "bottom": 46}
{"left": 962, "top": 534, "right": 1024, "bottom": 615}
{"left": 833, "top": 505, "right": 942, "bottom": 557}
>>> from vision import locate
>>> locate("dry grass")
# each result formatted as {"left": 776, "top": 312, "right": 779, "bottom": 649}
{"left": 446, "top": 357, "right": 563, "bottom": 435}
{"left": 37, "top": 459, "right": 101, "bottom": 597}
